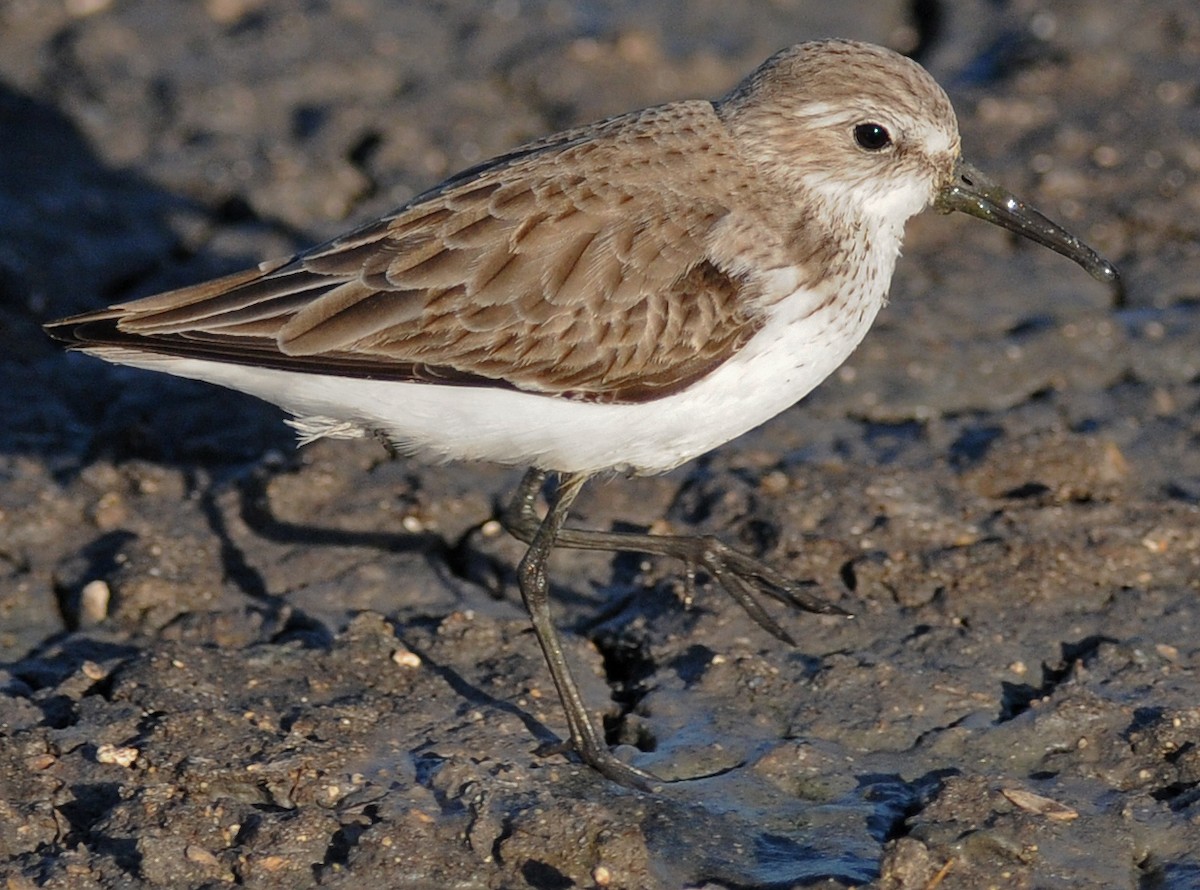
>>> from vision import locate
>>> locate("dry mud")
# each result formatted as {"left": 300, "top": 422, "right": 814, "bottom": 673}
{"left": 2, "top": 1, "right": 1200, "bottom": 888}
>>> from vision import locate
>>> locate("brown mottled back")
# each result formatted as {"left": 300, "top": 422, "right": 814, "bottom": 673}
{"left": 58, "top": 102, "right": 765, "bottom": 403}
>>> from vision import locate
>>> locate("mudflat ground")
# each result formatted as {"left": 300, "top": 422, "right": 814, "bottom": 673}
{"left": 2, "top": 1, "right": 1200, "bottom": 887}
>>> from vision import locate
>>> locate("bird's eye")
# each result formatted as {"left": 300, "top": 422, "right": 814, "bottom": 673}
{"left": 854, "top": 122, "right": 892, "bottom": 151}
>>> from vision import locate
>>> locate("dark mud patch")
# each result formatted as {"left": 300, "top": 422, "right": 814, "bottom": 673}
{"left": 4, "top": 0, "right": 1200, "bottom": 887}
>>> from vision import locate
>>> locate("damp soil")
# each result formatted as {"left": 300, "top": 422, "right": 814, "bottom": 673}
{"left": 3, "top": 1, "right": 1200, "bottom": 888}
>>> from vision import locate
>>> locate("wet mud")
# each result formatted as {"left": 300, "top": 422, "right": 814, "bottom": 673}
{"left": 3, "top": 1, "right": 1199, "bottom": 887}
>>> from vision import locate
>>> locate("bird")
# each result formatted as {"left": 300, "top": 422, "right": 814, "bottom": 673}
{"left": 45, "top": 39, "right": 1118, "bottom": 789}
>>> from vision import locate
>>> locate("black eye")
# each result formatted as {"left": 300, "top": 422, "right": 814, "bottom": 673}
{"left": 854, "top": 122, "right": 892, "bottom": 151}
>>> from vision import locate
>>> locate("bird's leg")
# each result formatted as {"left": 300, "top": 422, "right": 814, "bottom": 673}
{"left": 514, "top": 470, "right": 659, "bottom": 790}
{"left": 503, "top": 468, "right": 848, "bottom": 647}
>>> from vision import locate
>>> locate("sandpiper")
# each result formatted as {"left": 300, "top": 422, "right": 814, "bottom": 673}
{"left": 46, "top": 39, "right": 1118, "bottom": 789}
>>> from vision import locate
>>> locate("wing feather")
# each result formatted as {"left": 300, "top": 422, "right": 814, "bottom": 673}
{"left": 49, "top": 100, "right": 768, "bottom": 403}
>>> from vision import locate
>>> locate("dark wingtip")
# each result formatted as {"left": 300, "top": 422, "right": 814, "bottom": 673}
{"left": 43, "top": 311, "right": 124, "bottom": 348}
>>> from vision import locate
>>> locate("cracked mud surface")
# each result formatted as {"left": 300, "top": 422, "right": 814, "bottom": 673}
{"left": 3, "top": 1, "right": 1200, "bottom": 887}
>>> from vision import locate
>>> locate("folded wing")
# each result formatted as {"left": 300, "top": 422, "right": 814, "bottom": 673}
{"left": 48, "top": 102, "right": 762, "bottom": 404}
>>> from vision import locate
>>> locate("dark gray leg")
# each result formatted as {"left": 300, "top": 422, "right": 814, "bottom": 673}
{"left": 514, "top": 470, "right": 659, "bottom": 790}
{"left": 504, "top": 468, "right": 848, "bottom": 647}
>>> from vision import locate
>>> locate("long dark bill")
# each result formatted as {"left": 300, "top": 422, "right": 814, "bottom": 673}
{"left": 936, "top": 160, "right": 1120, "bottom": 291}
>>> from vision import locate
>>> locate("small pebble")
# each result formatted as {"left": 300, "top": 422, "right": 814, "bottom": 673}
{"left": 392, "top": 647, "right": 421, "bottom": 668}
{"left": 95, "top": 744, "right": 138, "bottom": 767}
{"left": 78, "top": 580, "right": 111, "bottom": 626}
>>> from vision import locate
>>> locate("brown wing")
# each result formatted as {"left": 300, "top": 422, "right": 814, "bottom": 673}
{"left": 47, "top": 101, "right": 763, "bottom": 404}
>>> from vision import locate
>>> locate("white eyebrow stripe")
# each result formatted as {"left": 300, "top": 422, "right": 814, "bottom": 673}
{"left": 797, "top": 100, "right": 958, "bottom": 159}
{"left": 791, "top": 100, "right": 859, "bottom": 128}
